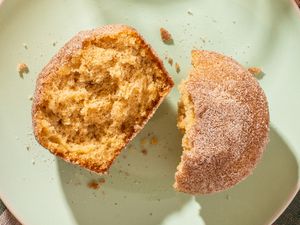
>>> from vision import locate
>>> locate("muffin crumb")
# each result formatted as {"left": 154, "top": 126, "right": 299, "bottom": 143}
{"left": 17, "top": 63, "right": 29, "bottom": 77}
{"left": 248, "top": 67, "right": 262, "bottom": 76}
{"left": 88, "top": 180, "right": 99, "bottom": 189}
{"left": 168, "top": 57, "right": 173, "bottom": 66}
{"left": 175, "top": 62, "right": 181, "bottom": 73}
{"left": 141, "top": 149, "right": 148, "bottom": 155}
{"left": 98, "top": 178, "right": 105, "bottom": 184}
{"left": 150, "top": 136, "right": 158, "bottom": 145}
{"left": 140, "top": 137, "right": 147, "bottom": 146}
{"left": 23, "top": 43, "right": 28, "bottom": 49}
{"left": 187, "top": 10, "right": 193, "bottom": 15}
{"left": 160, "top": 28, "right": 173, "bottom": 44}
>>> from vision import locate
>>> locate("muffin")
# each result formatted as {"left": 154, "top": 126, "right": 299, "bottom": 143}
{"left": 175, "top": 50, "right": 269, "bottom": 194}
{"left": 32, "top": 24, "right": 174, "bottom": 173}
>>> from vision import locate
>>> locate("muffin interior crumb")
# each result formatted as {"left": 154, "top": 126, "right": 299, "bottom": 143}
{"left": 34, "top": 30, "right": 171, "bottom": 171}
{"left": 177, "top": 81, "right": 195, "bottom": 151}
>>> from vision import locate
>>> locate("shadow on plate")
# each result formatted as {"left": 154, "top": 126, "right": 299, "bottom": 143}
{"left": 56, "top": 98, "right": 299, "bottom": 225}
{"left": 57, "top": 100, "right": 191, "bottom": 225}
{"left": 195, "top": 127, "right": 299, "bottom": 225}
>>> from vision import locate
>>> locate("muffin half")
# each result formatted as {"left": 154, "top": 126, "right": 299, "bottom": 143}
{"left": 32, "top": 25, "right": 174, "bottom": 173}
{"left": 175, "top": 50, "right": 269, "bottom": 194}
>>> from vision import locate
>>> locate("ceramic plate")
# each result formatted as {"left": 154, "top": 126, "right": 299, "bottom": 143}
{"left": 1, "top": 0, "right": 300, "bottom": 224}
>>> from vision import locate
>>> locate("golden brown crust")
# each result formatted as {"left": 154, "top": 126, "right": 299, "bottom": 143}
{"left": 32, "top": 24, "right": 174, "bottom": 173}
{"left": 174, "top": 50, "right": 269, "bottom": 194}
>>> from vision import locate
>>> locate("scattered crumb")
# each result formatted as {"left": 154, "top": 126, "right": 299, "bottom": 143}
{"left": 87, "top": 180, "right": 99, "bottom": 190}
{"left": 187, "top": 10, "right": 193, "bottom": 15}
{"left": 226, "top": 194, "right": 231, "bottom": 200}
{"left": 17, "top": 63, "right": 29, "bottom": 77}
{"left": 168, "top": 57, "right": 173, "bottom": 66}
{"left": 160, "top": 27, "right": 173, "bottom": 44}
{"left": 26, "top": 146, "right": 30, "bottom": 151}
{"left": 98, "top": 178, "right": 106, "bottom": 184}
{"left": 175, "top": 62, "right": 181, "bottom": 73}
{"left": 114, "top": 202, "right": 118, "bottom": 205}
{"left": 23, "top": 43, "right": 28, "bottom": 49}
{"left": 31, "top": 159, "right": 35, "bottom": 165}
{"left": 150, "top": 136, "right": 158, "bottom": 145}
{"left": 28, "top": 95, "right": 33, "bottom": 101}
{"left": 149, "top": 213, "right": 153, "bottom": 216}
{"left": 122, "top": 155, "right": 127, "bottom": 159}
{"left": 248, "top": 67, "right": 262, "bottom": 76}
{"left": 52, "top": 41, "right": 57, "bottom": 47}
{"left": 140, "top": 137, "right": 147, "bottom": 146}
{"left": 87, "top": 178, "right": 105, "bottom": 190}
{"left": 141, "top": 149, "right": 148, "bottom": 155}
{"left": 200, "top": 37, "right": 206, "bottom": 44}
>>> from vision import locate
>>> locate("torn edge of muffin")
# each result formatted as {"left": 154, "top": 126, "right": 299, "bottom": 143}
{"left": 174, "top": 80, "right": 196, "bottom": 192}
{"left": 177, "top": 80, "right": 195, "bottom": 152}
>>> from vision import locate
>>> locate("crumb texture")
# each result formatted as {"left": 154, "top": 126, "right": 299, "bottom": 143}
{"left": 175, "top": 50, "right": 269, "bottom": 194}
{"left": 33, "top": 25, "right": 173, "bottom": 172}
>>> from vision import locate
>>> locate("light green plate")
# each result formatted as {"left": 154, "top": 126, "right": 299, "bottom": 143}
{"left": 1, "top": 0, "right": 300, "bottom": 224}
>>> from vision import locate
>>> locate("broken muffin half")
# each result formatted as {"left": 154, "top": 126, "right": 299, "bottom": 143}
{"left": 32, "top": 25, "right": 174, "bottom": 173}
{"left": 175, "top": 50, "right": 269, "bottom": 194}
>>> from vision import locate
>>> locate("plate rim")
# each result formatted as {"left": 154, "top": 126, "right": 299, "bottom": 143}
{"left": 1, "top": 0, "right": 300, "bottom": 224}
